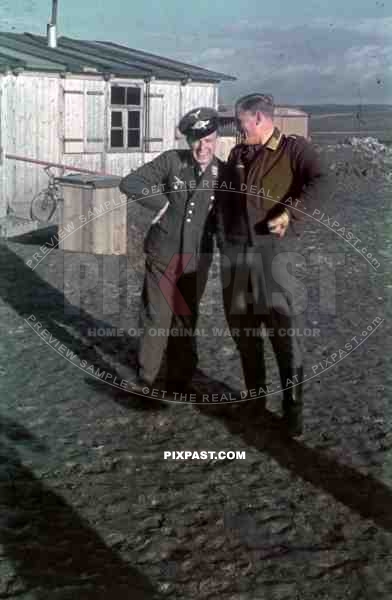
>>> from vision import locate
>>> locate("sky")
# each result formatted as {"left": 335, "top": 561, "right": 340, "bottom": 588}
{"left": 0, "top": 0, "right": 391, "bottom": 105}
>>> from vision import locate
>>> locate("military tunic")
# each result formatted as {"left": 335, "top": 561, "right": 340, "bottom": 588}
{"left": 119, "top": 149, "right": 222, "bottom": 387}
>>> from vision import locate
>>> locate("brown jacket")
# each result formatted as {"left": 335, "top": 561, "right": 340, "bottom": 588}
{"left": 216, "top": 127, "right": 328, "bottom": 246}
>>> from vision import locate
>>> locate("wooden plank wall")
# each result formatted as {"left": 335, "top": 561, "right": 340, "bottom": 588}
{"left": 3, "top": 73, "right": 61, "bottom": 219}
{"left": 59, "top": 183, "right": 127, "bottom": 255}
{"left": 3, "top": 73, "right": 220, "bottom": 218}
{"left": 180, "top": 82, "right": 217, "bottom": 115}
{"left": 0, "top": 77, "right": 5, "bottom": 219}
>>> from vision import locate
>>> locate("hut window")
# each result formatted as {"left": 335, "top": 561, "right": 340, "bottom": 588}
{"left": 110, "top": 85, "right": 142, "bottom": 150}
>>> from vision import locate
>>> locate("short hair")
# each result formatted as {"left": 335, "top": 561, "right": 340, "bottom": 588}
{"left": 235, "top": 93, "right": 275, "bottom": 118}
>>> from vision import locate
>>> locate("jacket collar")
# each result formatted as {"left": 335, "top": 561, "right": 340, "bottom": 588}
{"left": 242, "top": 127, "right": 282, "bottom": 151}
{"left": 265, "top": 127, "right": 283, "bottom": 151}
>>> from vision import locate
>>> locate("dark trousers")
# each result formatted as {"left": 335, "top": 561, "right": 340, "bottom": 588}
{"left": 220, "top": 239, "right": 303, "bottom": 393}
{"left": 137, "top": 254, "right": 211, "bottom": 386}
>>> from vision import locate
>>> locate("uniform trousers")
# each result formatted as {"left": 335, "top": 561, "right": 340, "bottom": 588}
{"left": 220, "top": 236, "right": 304, "bottom": 393}
{"left": 137, "top": 253, "right": 211, "bottom": 387}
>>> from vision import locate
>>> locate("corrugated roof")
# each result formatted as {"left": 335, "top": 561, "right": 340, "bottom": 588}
{"left": 0, "top": 32, "right": 235, "bottom": 82}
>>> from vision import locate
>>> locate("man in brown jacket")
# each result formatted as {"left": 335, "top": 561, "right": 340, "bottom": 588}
{"left": 216, "top": 93, "right": 328, "bottom": 436}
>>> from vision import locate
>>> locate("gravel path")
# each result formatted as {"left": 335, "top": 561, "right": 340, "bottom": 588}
{"left": 0, "top": 143, "right": 390, "bottom": 599}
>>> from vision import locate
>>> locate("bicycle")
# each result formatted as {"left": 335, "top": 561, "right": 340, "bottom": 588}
{"left": 30, "top": 165, "right": 65, "bottom": 223}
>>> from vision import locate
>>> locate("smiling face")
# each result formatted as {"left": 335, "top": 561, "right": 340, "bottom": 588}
{"left": 188, "top": 131, "right": 218, "bottom": 168}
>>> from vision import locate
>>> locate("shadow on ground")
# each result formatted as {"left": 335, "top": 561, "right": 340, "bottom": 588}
{"left": 0, "top": 413, "right": 160, "bottom": 599}
{"left": 0, "top": 242, "right": 168, "bottom": 413}
{"left": 192, "top": 371, "right": 392, "bottom": 534}
{"left": 7, "top": 225, "right": 60, "bottom": 247}
{"left": 86, "top": 377, "right": 169, "bottom": 412}
{"left": 0, "top": 242, "right": 136, "bottom": 364}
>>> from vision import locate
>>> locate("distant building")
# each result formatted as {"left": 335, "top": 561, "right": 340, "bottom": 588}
{"left": 0, "top": 32, "right": 235, "bottom": 219}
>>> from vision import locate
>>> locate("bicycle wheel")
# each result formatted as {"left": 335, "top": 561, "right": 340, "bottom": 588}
{"left": 30, "top": 190, "right": 57, "bottom": 223}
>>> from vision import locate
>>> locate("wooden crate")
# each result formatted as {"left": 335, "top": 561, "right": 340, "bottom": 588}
{"left": 57, "top": 174, "right": 127, "bottom": 255}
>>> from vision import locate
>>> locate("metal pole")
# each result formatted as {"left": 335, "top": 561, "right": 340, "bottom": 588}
{"left": 5, "top": 153, "right": 114, "bottom": 176}
{"left": 51, "top": 0, "right": 59, "bottom": 26}
{"left": 47, "top": 0, "right": 58, "bottom": 47}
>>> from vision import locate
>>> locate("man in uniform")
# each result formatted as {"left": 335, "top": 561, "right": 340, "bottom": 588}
{"left": 119, "top": 107, "right": 222, "bottom": 394}
{"left": 215, "top": 93, "right": 328, "bottom": 436}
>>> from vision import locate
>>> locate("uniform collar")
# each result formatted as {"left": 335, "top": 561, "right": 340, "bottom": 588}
{"left": 265, "top": 127, "right": 282, "bottom": 151}
{"left": 242, "top": 127, "right": 282, "bottom": 151}
{"left": 204, "top": 155, "right": 219, "bottom": 178}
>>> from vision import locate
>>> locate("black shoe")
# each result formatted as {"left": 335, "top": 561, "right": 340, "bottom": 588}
{"left": 129, "top": 378, "right": 152, "bottom": 395}
{"left": 115, "top": 378, "right": 168, "bottom": 411}
{"left": 130, "top": 378, "right": 191, "bottom": 396}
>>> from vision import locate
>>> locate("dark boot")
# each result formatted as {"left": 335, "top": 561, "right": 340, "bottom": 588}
{"left": 240, "top": 333, "right": 268, "bottom": 416}
{"left": 282, "top": 367, "right": 304, "bottom": 437}
{"left": 130, "top": 376, "right": 153, "bottom": 395}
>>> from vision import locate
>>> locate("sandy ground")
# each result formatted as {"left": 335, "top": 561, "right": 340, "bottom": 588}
{"left": 0, "top": 143, "right": 390, "bottom": 599}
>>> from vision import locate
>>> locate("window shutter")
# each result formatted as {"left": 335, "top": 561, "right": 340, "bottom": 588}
{"left": 86, "top": 91, "right": 105, "bottom": 153}
{"left": 144, "top": 93, "right": 164, "bottom": 152}
{"left": 63, "top": 89, "right": 85, "bottom": 154}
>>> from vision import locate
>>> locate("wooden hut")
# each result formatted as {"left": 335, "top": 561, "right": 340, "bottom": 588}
{"left": 0, "top": 32, "right": 235, "bottom": 220}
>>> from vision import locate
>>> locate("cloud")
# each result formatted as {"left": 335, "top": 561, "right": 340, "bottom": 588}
{"left": 1, "top": 4, "right": 390, "bottom": 104}
{"left": 172, "top": 17, "right": 392, "bottom": 104}
{"left": 315, "top": 16, "right": 392, "bottom": 37}
{"left": 199, "top": 47, "right": 237, "bottom": 60}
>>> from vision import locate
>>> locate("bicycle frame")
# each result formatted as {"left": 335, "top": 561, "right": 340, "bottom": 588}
{"left": 30, "top": 165, "right": 66, "bottom": 222}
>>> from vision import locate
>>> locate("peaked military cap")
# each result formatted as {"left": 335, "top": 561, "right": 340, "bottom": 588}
{"left": 178, "top": 106, "right": 219, "bottom": 140}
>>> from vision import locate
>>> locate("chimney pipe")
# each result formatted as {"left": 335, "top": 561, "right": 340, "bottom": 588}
{"left": 51, "top": 0, "right": 58, "bottom": 25}
{"left": 47, "top": 0, "right": 58, "bottom": 48}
